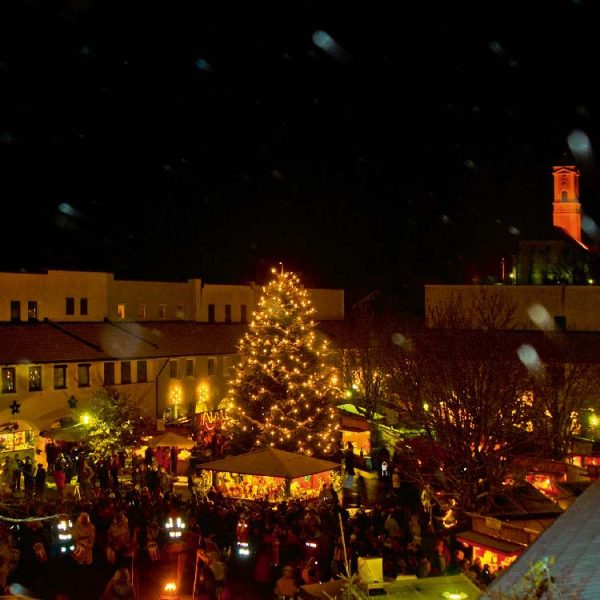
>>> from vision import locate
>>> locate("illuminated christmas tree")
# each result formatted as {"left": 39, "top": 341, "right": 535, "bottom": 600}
{"left": 225, "top": 267, "right": 341, "bottom": 456}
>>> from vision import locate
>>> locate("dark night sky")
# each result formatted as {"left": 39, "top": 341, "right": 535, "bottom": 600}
{"left": 3, "top": 0, "right": 600, "bottom": 300}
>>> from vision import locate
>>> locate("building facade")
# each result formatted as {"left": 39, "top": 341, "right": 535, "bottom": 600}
{"left": 0, "top": 270, "right": 345, "bottom": 452}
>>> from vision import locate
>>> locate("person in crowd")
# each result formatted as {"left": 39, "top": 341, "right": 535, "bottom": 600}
{"left": 274, "top": 565, "right": 299, "bottom": 599}
{"left": 72, "top": 512, "right": 95, "bottom": 565}
{"left": 101, "top": 566, "right": 135, "bottom": 600}
{"left": 34, "top": 463, "right": 46, "bottom": 499}
{"left": 22, "top": 456, "right": 35, "bottom": 498}
{"left": 131, "top": 453, "right": 142, "bottom": 487}
{"left": 344, "top": 442, "right": 355, "bottom": 477}
{"left": 77, "top": 458, "right": 94, "bottom": 502}
{"left": 52, "top": 463, "right": 67, "bottom": 502}
{"left": 107, "top": 511, "right": 131, "bottom": 565}
{"left": 144, "top": 445, "right": 154, "bottom": 468}
{"left": 11, "top": 454, "right": 23, "bottom": 492}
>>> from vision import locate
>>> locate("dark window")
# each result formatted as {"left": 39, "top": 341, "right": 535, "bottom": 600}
{"left": 137, "top": 361, "right": 147, "bottom": 383}
{"left": 186, "top": 359, "right": 194, "bottom": 377}
{"left": 121, "top": 361, "right": 131, "bottom": 384}
{"left": 241, "top": 304, "right": 247, "bottom": 323}
{"left": 104, "top": 363, "right": 115, "bottom": 385}
{"left": 207, "top": 358, "right": 215, "bottom": 376}
{"left": 225, "top": 304, "right": 231, "bottom": 323}
{"left": 66, "top": 297, "right": 75, "bottom": 315}
{"left": 10, "top": 301, "right": 20, "bottom": 322}
{"left": 2, "top": 367, "right": 16, "bottom": 393}
{"left": 554, "top": 315, "right": 567, "bottom": 331}
{"left": 80, "top": 298, "right": 88, "bottom": 315}
{"left": 54, "top": 365, "right": 67, "bottom": 389}
{"left": 77, "top": 364, "right": 90, "bottom": 387}
{"left": 28, "top": 301, "right": 38, "bottom": 321}
{"left": 28, "top": 366, "right": 42, "bottom": 391}
{"left": 208, "top": 304, "right": 215, "bottom": 323}
{"left": 169, "top": 360, "right": 178, "bottom": 378}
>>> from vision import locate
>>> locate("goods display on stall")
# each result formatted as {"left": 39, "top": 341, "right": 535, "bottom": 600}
{"left": 198, "top": 446, "right": 341, "bottom": 501}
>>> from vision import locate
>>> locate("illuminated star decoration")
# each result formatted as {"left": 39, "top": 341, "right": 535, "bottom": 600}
{"left": 68, "top": 396, "right": 78, "bottom": 409}
{"left": 10, "top": 400, "right": 20, "bottom": 415}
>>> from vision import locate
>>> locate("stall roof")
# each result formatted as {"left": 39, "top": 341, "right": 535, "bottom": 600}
{"left": 457, "top": 530, "right": 525, "bottom": 556}
{"left": 300, "top": 574, "right": 481, "bottom": 599}
{"left": 198, "top": 447, "right": 341, "bottom": 478}
{"left": 483, "top": 476, "right": 600, "bottom": 599}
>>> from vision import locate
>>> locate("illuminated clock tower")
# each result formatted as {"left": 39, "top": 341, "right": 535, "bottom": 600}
{"left": 552, "top": 165, "right": 582, "bottom": 244}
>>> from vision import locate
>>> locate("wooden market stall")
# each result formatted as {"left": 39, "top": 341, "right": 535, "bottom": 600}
{"left": 197, "top": 447, "right": 341, "bottom": 502}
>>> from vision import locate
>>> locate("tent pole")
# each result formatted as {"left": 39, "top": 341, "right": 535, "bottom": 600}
{"left": 338, "top": 512, "right": 350, "bottom": 578}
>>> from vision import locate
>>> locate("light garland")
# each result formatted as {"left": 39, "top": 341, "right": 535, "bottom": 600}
{"left": 225, "top": 267, "right": 342, "bottom": 455}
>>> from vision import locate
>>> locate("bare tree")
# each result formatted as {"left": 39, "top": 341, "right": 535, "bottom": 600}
{"left": 528, "top": 341, "right": 600, "bottom": 459}
{"left": 388, "top": 291, "right": 536, "bottom": 512}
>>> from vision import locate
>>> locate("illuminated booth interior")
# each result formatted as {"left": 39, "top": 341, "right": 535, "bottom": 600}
{"left": 198, "top": 446, "right": 341, "bottom": 501}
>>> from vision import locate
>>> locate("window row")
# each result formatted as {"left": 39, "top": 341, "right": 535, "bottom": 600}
{"left": 169, "top": 356, "right": 234, "bottom": 379}
{"left": 1, "top": 356, "right": 235, "bottom": 393}
{"left": 115, "top": 303, "right": 248, "bottom": 322}
{"left": 9, "top": 298, "right": 89, "bottom": 321}
{"left": 0, "top": 360, "right": 148, "bottom": 393}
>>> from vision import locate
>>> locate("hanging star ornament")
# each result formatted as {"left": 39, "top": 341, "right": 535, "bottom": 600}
{"left": 10, "top": 400, "right": 20, "bottom": 415}
{"left": 68, "top": 396, "right": 78, "bottom": 409}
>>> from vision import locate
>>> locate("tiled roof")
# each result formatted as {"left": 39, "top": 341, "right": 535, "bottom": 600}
{"left": 484, "top": 477, "right": 600, "bottom": 599}
{"left": 0, "top": 320, "right": 353, "bottom": 364}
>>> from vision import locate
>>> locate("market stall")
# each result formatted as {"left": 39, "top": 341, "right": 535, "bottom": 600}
{"left": 145, "top": 431, "right": 196, "bottom": 475}
{"left": 197, "top": 447, "right": 341, "bottom": 501}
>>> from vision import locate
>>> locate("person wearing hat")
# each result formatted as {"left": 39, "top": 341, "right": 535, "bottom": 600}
{"left": 72, "top": 512, "right": 95, "bottom": 565}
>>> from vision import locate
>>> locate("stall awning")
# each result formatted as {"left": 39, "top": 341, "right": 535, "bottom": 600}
{"left": 199, "top": 447, "right": 341, "bottom": 478}
{"left": 456, "top": 531, "right": 525, "bottom": 556}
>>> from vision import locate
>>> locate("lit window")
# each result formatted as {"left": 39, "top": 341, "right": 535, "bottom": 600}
{"left": 104, "top": 362, "right": 115, "bottom": 385}
{"left": 54, "top": 365, "right": 67, "bottom": 389}
{"left": 28, "top": 366, "right": 42, "bottom": 391}
{"left": 80, "top": 298, "right": 88, "bottom": 316}
{"left": 176, "top": 304, "right": 185, "bottom": 319}
{"left": 207, "top": 358, "right": 215, "bottom": 377}
{"left": 121, "top": 361, "right": 131, "bottom": 384}
{"left": 77, "top": 364, "right": 90, "bottom": 388}
{"left": 139, "top": 304, "right": 146, "bottom": 320}
{"left": 66, "top": 297, "right": 75, "bottom": 316}
{"left": 117, "top": 304, "right": 126, "bottom": 320}
{"left": 159, "top": 304, "right": 166, "bottom": 319}
{"left": 28, "top": 301, "right": 38, "bottom": 321}
{"left": 170, "top": 360, "right": 178, "bottom": 378}
{"left": 137, "top": 361, "right": 147, "bottom": 383}
{"left": 2, "top": 367, "right": 16, "bottom": 393}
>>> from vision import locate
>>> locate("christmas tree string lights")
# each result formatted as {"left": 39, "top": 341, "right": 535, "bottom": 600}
{"left": 224, "top": 267, "right": 341, "bottom": 456}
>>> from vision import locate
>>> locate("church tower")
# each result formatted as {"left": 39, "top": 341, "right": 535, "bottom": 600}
{"left": 552, "top": 165, "right": 582, "bottom": 244}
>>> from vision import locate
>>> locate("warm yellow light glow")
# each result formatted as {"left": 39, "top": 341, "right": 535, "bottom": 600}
{"left": 170, "top": 384, "right": 182, "bottom": 405}
{"left": 164, "top": 582, "right": 177, "bottom": 592}
{"left": 80, "top": 413, "right": 91, "bottom": 425}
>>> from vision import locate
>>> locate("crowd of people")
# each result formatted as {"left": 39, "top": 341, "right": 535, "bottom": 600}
{"left": 0, "top": 440, "right": 502, "bottom": 599}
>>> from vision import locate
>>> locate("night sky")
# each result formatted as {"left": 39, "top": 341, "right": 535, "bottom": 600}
{"left": 3, "top": 0, "right": 600, "bottom": 301}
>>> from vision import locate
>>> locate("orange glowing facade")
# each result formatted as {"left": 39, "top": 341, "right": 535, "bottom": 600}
{"left": 553, "top": 165, "right": 584, "bottom": 245}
